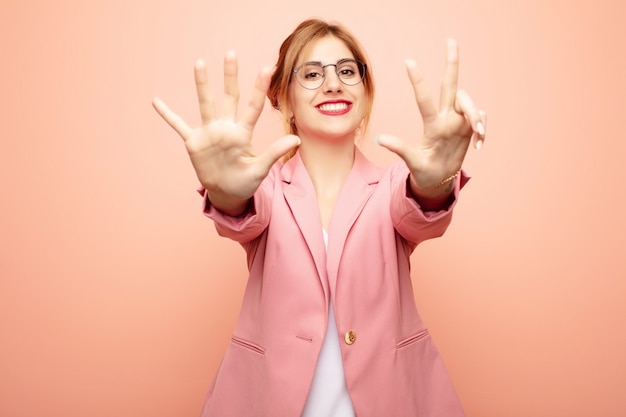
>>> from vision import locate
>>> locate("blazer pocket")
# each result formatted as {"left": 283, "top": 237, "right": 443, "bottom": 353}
{"left": 396, "top": 329, "right": 430, "bottom": 350}
{"left": 231, "top": 335, "right": 266, "bottom": 356}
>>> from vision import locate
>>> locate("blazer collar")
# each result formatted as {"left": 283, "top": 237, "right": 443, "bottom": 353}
{"left": 280, "top": 148, "right": 383, "bottom": 297}
{"left": 280, "top": 147, "right": 381, "bottom": 186}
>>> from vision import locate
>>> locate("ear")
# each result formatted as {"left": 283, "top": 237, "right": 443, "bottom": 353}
{"left": 275, "top": 98, "right": 291, "bottom": 117}
{"left": 290, "top": 116, "right": 297, "bottom": 133}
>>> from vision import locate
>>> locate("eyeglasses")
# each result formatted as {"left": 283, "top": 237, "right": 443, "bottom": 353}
{"left": 292, "top": 58, "right": 367, "bottom": 90}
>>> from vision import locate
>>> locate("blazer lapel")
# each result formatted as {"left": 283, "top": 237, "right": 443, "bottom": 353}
{"left": 326, "top": 149, "right": 382, "bottom": 293}
{"left": 281, "top": 153, "right": 329, "bottom": 302}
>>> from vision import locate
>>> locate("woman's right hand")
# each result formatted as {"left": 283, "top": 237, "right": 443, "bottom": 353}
{"left": 152, "top": 51, "right": 300, "bottom": 215}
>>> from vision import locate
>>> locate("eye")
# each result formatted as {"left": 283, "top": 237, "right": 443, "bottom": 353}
{"left": 338, "top": 62, "right": 358, "bottom": 78}
{"left": 304, "top": 70, "right": 323, "bottom": 80}
{"left": 339, "top": 68, "right": 356, "bottom": 77}
{"left": 301, "top": 64, "right": 324, "bottom": 80}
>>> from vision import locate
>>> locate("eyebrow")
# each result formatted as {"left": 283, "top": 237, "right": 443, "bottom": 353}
{"left": 301, "top": 58, "right": 355, "bottom": 66}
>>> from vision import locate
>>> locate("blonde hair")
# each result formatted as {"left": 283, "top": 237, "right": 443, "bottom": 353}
{"left": 267, "top": 19, "right": 375, "bottom": 159}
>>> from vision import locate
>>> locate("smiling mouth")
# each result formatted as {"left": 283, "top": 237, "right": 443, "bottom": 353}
{"left": 317, "top": 102, "right": 350, "bottom": 112}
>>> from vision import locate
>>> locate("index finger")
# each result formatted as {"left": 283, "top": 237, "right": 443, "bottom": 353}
{"left": 439, "top": 38, "right": 459, "bottom": 112}
{"left": 405, "top": 58, "right": 437, "bottom": 123}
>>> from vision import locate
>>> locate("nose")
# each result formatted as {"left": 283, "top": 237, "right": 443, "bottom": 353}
{"left": 322, "top": 64, "right": 342, "bottom": 92}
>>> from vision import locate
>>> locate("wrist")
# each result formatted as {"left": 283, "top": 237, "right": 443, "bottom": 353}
{"left": 205, "top": 189, "right": 251, "bottom": 217}
{"left": 410, "top": 170, "right": 458, "bottom": 196}
{"left": 408, "top": 173, "right": 456, "bottom": 211}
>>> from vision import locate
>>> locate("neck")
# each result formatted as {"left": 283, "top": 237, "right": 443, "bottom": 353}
{"left": 298, "top": 135, "right": 356, "bottom": 199}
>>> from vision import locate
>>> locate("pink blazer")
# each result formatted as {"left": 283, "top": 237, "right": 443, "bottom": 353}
{"left": 200, "top": 149, "right": 468, "bottom": 417}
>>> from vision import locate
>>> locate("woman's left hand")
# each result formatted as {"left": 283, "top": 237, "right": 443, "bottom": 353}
{"left": 377, "top": 39, "right": 486, "bottom": 197}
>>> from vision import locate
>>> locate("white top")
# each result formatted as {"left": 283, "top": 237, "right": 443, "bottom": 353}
{"left": 301, "top": 230, "right": 356, "bottom": 417}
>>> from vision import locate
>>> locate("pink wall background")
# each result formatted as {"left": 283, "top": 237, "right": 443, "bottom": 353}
{"left": 1, "top": 1, "right": 625, "bottom": 416}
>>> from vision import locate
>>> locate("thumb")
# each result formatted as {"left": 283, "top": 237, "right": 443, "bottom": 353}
{"left": 376, "top": 134, "right": 412, "bottom": 162}
{"left": 257, "top": 134, "right": 301, "bottom": 172}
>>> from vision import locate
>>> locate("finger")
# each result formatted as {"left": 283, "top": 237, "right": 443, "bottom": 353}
{"left": 194, "top": 59, "right": 216, "bottom": 124}
{"left": 474, "top": 110, "right": 487, "bottom": 150}
{"left": 405, "top": 59, "right": 437, "bottom": 123}
{"left": 439, "top": 38, "right": 459, "bottom": 112}
{"left": 222, "top": 50, "right": 240, "bottom": 120}
{"left": 479, "top": 109, "right": 487, "bottom": 135}
{"left": 376, "top": 134, "right": 414, "bottom": 165}
{"left": 454, "top": 90, "right": 484, "bottom": 139}
{"left": 240, "top": 66, "right": 274, "bottom": 132}
{"left": 152, "top": 97, "right": 192, "bottom": 140}
{"left": 256, "top": 135, "right": 301, "bottom": 174}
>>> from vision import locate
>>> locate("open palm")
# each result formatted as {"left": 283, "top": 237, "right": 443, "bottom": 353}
{"left": 379, "top": 39, "right": 487, "bottom": 190}
{"left": 152, "top": 52, "right": 299, "bottom": 202}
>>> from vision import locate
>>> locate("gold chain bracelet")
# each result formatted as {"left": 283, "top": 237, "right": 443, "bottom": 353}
{"left": 432, "top": 170, "right": 460, "bottom": 188}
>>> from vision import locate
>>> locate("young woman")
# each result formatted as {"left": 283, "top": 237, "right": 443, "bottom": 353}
{"left": 153, "top": 18, "right": 485, "bottom": 417}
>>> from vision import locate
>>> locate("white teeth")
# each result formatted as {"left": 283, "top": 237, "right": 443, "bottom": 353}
{"left": 318, "top": 103, "right": 348, "bottom": 112}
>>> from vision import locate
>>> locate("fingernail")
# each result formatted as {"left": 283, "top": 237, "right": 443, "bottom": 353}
{"left": 475, "top": 139, "right": 483, "bottom": 151}
{"left": 374, "top": 136, "right": 380, "bottom": 145}
{"left": 476, "top": 121, "right": 485, "bottom": 136}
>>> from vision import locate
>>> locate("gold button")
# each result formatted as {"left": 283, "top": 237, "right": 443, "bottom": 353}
{"left": 344, "top": 331, "right": 356, "bottom": 345}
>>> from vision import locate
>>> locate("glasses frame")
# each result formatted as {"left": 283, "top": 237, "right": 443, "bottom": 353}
{"left": 292, "top": 58, "right": 367, "bottom": 90}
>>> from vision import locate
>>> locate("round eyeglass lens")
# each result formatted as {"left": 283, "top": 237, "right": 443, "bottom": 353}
{"left": 295, "top": 59, "right": 365, "bottom": 89}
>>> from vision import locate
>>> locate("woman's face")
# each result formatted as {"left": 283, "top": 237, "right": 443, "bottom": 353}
{"left": 288, "top": 36, "right": 366, "bottom": 142}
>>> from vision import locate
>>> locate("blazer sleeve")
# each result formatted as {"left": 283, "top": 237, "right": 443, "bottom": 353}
{"left": 199, "top": 166, "right": 277, "bottom": 245}
{"left": 389, "top": 162, "right": 470, "bottom": 249}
